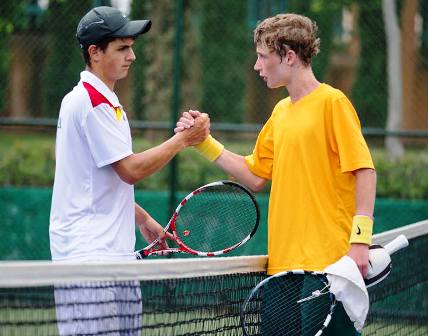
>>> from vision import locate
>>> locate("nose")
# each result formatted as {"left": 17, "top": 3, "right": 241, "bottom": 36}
{"left": 128, "top": 47, "right": 136, "bottom": 62}
{"left": 254, "top": 58, "right": 261, "bottom": 71}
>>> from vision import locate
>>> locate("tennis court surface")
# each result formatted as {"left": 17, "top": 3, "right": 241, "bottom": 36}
{"left": 0, "top": 220, "right": 427, "bottom": 335}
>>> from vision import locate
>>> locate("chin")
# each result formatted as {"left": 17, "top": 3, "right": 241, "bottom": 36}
{"left": 118, "top": 71, "right": 129, "bottom": 80}
{"left": 267, "top": 83, "right": 279, "bottom": 89}
{"left": 268, "top": 81, "right": 286, "bottom": 89}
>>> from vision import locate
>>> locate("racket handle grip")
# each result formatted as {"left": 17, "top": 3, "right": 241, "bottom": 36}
{"left": 135, "top": 250, "right": 148, "bottom": 260}
{"left": 384, "top": 234, "right": 409, "bottom": 255}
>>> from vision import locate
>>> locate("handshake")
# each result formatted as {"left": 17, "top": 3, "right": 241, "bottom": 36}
{"left": 174, "top": 110, "right": 224, "bottom": 162}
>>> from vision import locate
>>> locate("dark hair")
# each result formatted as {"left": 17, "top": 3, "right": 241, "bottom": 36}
{"left": 82, "top": 36, "right": 117, "bottom": 66}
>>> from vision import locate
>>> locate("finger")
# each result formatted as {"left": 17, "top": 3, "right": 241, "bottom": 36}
{"left": 158, "top": 230, "right": 174, "bottom": 241}
{"left": 174, "top": 126, "right": 184, "bottom": 133}
{"left": 164, "top": 232, "right": 174, "bottom": 241}
{"left": 188, "top": 110, "right": 202, "bottom": 117}
{"left": 179, "top": 117, "right": 195, "bottom": 128}
{"left": 182, "top": 111, "right": 195, "bottom": 121}
{"left": 176, "top": 121, "right": 191, "bottom": 129}
{"left": 361, "top": 264, "right": 368, "bottom": 278}
{"left": 157, "top": 239, "right": 169, "bottom": 249}
{"left": 198, "top": 114, "right": 210, "bottom": 126}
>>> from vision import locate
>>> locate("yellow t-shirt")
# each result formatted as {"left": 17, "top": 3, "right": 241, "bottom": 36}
{"left": 245, "top": 84, "right": 374, "bottom": 274}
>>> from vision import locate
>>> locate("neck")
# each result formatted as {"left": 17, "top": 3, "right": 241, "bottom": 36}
{"left": 286, "top": 67, "right": 320, "bottom": 103}
{"left": 86, "top": 66, "right": 115, "bottom": 91}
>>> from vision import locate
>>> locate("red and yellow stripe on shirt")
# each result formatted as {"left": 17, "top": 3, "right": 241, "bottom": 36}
{"left": 83, "top": 82, "right": 122, "bottom": 121}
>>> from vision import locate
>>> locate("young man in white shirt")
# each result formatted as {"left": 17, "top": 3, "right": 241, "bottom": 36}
{"left": 50, "top": 6, "right": 209, "bottom": 335}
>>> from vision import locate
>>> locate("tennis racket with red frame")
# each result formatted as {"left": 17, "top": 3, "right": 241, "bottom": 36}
{"left": 135, "top": 180, "right": 260, "bottom": 259}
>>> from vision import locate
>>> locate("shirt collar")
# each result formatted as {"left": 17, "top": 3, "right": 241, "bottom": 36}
{"left": 80, "top": 71, "right": 121, "bottom": 108}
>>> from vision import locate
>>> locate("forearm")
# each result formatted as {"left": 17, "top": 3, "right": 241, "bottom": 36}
{"left": 135, "top": 203, "right": 150, "bottom": 229}
{"left": 349, "top": 168, "right": 377, "bottom": 246}
{"left": 354, "top": 168, "right": 377, "bottom": 217}
{"left": 135, "top": 203, "right": 170, "bottom": 244}
{"left": 348, "top": 168, "right": 376, "bottom": 276}
{"left": 215, "top": 149, "right": 267, "bottom": 192}
{"left": 114, "top": 134, "right": 186, "bottom": 184}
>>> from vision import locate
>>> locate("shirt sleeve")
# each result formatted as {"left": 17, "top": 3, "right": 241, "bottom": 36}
{"left": 83, "top": 103, "right": 133, "bottom": 168}
{"left": 331, "top": 97, "right": 374, "bottom": 173}
{"left": 245, "top": 117, "right": 274, "bottom": 179}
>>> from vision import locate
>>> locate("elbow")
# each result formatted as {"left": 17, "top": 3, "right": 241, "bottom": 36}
{"left": 251, "top": 183, "right": 265, "bottom": 193}
{"left": 120, "top": 173, "right": 138, "bottom": 185}
{"left": 248, "top": 179, "right": 267, "bottom": 193}
{"left": 112, "top": 158, "right": 139, "bottom": 185}
{"left": 116, "top": 168, "right": 138, "bottom": 185}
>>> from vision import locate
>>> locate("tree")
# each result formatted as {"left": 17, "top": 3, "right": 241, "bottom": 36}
{"left": 382, "top": 0, "right": 404, "bottom": 159}
{"left": 41, "top": 0, "right": 92, "bottom": 117}
{"left": 0, "top": 1, "right": 27, "bottom": 115}
{"left": 131, "top": 0, "right": 201, "bottom": 122}
{"left": 352, "top": 1, "right": 387, "bottom": 128}
{"left": 200, "top": 0, "right": 250, "bottom": 123}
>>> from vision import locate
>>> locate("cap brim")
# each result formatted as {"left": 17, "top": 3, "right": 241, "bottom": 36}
{"left": 113, "top": 20, "right": 151, "bottom": 38}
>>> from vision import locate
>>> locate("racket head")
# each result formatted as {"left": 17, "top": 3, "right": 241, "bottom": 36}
{"left": 241, "top": 270, "right": 336, "bottom": 336}
{"left": 171, "top": 180, "right": 260, "bottom": 256}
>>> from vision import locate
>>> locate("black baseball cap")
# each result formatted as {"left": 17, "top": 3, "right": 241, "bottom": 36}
{"left": 76, "top": 6, "right": 151, "bottom": 49}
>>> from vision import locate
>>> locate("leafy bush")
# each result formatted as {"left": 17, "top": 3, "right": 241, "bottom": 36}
{"left": 0, "top": 139, "right": 55, "bottom": 186}
{"left": 373, "top": 149, "right": 428, "bottom": 199}
{"left": 0, "top": 131, "right": 427, "bottom": 199}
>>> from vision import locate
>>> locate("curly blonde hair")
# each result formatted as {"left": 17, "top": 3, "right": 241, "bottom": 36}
{"left": 254, "top": 13, "right": 320, "bottom": 66}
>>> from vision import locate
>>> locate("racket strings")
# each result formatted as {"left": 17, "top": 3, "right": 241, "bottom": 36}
{"left": 242, "top": 274, "right": 334, "bottom": 336}
{"left": 175, "top": 184, "right": 258, "bottom": 252}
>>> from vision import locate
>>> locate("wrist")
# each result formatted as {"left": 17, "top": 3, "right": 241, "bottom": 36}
{"left": 349, "top": 215, "right": 373, "bottom": 245}
{"left": 355, "top": 212, "right": 374, "bottom": 220}
{"left": 172, "top": 132, "right": 189, "bottom": 151}
{"left": 194, "top": 135, "right": 224, "bottom": 161}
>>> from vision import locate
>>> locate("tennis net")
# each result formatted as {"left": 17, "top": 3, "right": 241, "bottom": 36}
{"left": 0, "top": 220, "right": 427, "bottom": 335}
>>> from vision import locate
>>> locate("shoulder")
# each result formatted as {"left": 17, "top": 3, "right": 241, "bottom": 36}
{"left": 61, "top": 83, "right": 91, "bottom": 111}
{"left": 81, "top": 82, "right": 113, "bottom": 109}
{"left": 272, "top": 97, "right": 291, "bottom": 116}
{"left": 320, "top": 84, "right": 349, "bottom": 103}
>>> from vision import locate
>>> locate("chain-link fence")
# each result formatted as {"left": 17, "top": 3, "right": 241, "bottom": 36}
{"left": 1, "top": 1, "right": 428, "bottom": 260}
{"left": 1, "top": 0, "right": 428, "bottom": 131}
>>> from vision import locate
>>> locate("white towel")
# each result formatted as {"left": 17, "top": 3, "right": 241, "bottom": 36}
{"left": 324, "top": 256, "right": 369, "bottom": 331}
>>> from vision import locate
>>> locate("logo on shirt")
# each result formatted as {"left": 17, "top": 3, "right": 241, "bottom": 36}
{"left": 114, "top": 107, "right": 123, "bottom": 121}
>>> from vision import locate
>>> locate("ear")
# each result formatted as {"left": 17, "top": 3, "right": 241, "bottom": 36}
{"left": 88, "top": 45, "right": 102, "bottom": 63}
{"left": 285, "top": 49, "right": 298, "bottom": 66}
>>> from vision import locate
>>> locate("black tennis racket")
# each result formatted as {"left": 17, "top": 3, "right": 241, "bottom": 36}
{"left": 240, "top": 270, "right": 336, "bottom": 336}
{"left": 240, "top": 236, "right": 410, "bottom": 335}
{"left": 135, "top": 180, "right": 260, "bottom": 258}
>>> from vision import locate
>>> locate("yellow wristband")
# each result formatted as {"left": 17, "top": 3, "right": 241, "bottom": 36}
{"left": 194, "top": 135, "right": 224, "bottom": 161}
{"left": 349, "top": 215, "right": 373, "bottom": 245}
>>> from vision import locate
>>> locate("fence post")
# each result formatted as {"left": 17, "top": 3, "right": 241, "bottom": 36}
{"left": 169, "top": 0, "right": 185, "bottom": 216}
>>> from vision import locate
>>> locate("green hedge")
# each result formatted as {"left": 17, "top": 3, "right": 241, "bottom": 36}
{"left": 1, "top": 131, "right": 427, "bottom": 199}
{"left": 2, "top": 187, "right": 427, "bottom": 260}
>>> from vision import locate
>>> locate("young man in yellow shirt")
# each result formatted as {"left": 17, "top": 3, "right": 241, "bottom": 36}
{"left": 177, "top": 13, "right": 376, "bottom": 335}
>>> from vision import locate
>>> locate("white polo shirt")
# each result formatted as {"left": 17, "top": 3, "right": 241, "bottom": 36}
{"left": 49, "top": 71, "right": 136, "bottom": 261}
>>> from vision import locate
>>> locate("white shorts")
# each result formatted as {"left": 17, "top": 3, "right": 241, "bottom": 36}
{"left": 54, "top": 280, "right": 142, "bottom": 336}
